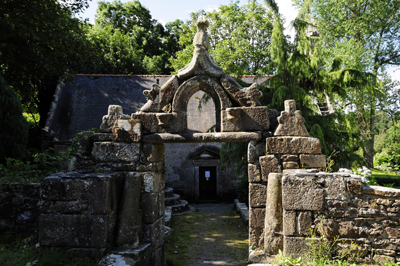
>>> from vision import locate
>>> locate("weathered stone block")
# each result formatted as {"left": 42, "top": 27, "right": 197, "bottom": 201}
{"left": 151, "top": 246, "right": 165, "bottom": 266}
{"left": 282, "top": 162, "right": 299, "bottom": 169}
{"left": 248, "top": 141, "right": 257, "bottom": 163}
{"left": 92, "top": 142, "right": 140, "bottom": 162}
{"left": 347, "top": 178, "right": 363, "bottom": 194}
{"left": 266, "top": 137, "right": 321, "bottom": 154}
{"left": 41, "top": 175, "right": 89, "bottom": 201}
{"left": 116, "top": 172, "right": 142, "bottom": 247}
{"left": 249, "top": 227, "right": 264, "bottom": 248}
{"left": 142, "top": 172, "right": 163, "bottom": 193}
{"left": 158, "top": 190, "right": 165, "bottom": 218}
{"left": 249, "top": 207, "right": 265, "bottom": 228}
{"left": 39, "top": 214, "right": 114, "bottom": 248}
{"left": 324, "top": 176, "right": 348, "bottom": 200}
{"left": 283, "top": 210, "right": 296, "bottom": 236}
{"left": 283, "top": 236, "right": 308, "bottom": 258}
{"left": 259, "top": 155, "right": 281, "bottom": 182}
{"left": 298, "top": 211, "right": 312, "bottom": 236}
{"left": 386, "top": 227, "right": 400, "bottom": 238}
{"left": 264, "top": 173, "right": 283, "bottom": 255}
{"left": 132, "top": 112, "right": 186, "bottom": 133}
{"left": 363, "top": 186, "right": 400, "bottom": 198}
{"left": 281, "top": 154, "right": 298, "bottom": 162}
{"left": 113, "top": 119, "right": 142, "bottom": 142}
{"left": 248, "top": 163, "right": 261, "bottom": 183}
{"left": 54, "top": 201, "right": 89, "bottom": 214}
{"left": 141, "top": 192, "right": 159, "bottom": 224}
{"left": 282, "top": 175, "right": 324, "bottom": 211}
{"left": 141, "top": 143, "right": 165, "bottom": 163}
{"left": 274, "top": 100, "right": 309, "bottom": 137}
{"left": 90, "top": 173, "right": 125, "bottom": 214}
{"left": 143, "top": 217, "right": 164, "bottom": 248}
{"left": 249, "top": 183, "right": 267, "bottom": 208}
{"left": 299, "top": 154, "right": 326, "bottom": 168}
{"left": 284, "top": 237, "right": 321, "bottom": 258}
{"left": 222, "top": 106, "right": 269, "bottom": 132}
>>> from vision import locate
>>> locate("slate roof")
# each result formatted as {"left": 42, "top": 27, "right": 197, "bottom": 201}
{"left": 45, "top": 74, "right": 270, "bottom": 143}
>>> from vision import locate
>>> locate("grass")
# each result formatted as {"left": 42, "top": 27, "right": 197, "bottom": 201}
{"left": 371, "top": 168, "right": 400, "bottom": 187}
{"left": 0, "top": 233, "right": 100, "bottom": 266}
{"left": 164, "top": 204, "right": 248, "bottom": 266}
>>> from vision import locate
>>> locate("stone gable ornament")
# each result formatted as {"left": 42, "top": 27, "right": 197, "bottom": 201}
{"left": 140, "top": 75, "right": 179, "bottom": 112}
{"left": 177, "top": 16, "right": 223, "bottom": 80}
{"left": 274, "top": 100, "right": 309, "bottom": 136}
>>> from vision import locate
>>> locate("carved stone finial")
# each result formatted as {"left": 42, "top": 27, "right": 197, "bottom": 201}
{"left": 177, "top": 16, "right": 223, "bottom": 80}
{"left": 274, "top": 100, "right": 309, "bottom": 136}
{"left": 100, "top": 105, "right": 129, "bottom": 133}
{"left": 140, "top": 75, "right": 179, "bottom": 113}
{"left": 193, "top": 16, "right": 210, "bottom": 50}
{"left": 220, "top": 74, "right": 262, "bottom": 106}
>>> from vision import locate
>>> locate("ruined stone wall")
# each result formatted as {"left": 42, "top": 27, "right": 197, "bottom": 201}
{"left": 38, "top": 133, "right": 165, "bottom": 265}
{"left": 247, "top": 134, "right": 326, "bottom": 250}
{"left": 0, "top": 182, "right": 40, "bottom": 234}
{"left": 282, "top": 172, "right": 400, "bottom": 264}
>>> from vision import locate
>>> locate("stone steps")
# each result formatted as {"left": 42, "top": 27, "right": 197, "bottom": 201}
{"left": 164, "top": 187, "right": 190, "bottom": 215}
{"left": 165, "top": 193, "right": 180, "bottom": 206}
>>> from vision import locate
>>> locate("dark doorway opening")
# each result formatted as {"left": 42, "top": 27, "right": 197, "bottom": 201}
{"left": 199, "top": 166, "right": 217, "bottom": 201}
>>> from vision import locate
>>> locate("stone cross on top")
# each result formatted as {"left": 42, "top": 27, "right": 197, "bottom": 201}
{"left": 274, "top": 100, "right": 309, "bottom": 137}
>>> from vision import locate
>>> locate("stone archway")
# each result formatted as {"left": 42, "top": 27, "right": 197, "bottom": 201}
{"left": 172, "top": 75, "right": 230, "bottom": 132}
{"left": 37, "top": 15, "right": 327, "bottom": 266}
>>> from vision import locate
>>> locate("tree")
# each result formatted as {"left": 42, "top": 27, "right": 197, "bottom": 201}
{"left": 81, "top": 0, "right": 182, "bottom": 74}
{"left": 293, "top": 0, "right": 400, "bottom": 167}
{"left": 0, "top": 0, "right": 92, "bottom": 130}
{"left": 0, "top": 76, "right": 28, "bottom": 162}
{"left": 259, "top": 0, "right": 364, "bottom": 168}
{"left": 170, "top": 0, "right": 275, "bottom": 76}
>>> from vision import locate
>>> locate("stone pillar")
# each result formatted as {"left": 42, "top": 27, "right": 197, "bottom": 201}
{"left": 264, "top": 173, "right": 283, "bottom": 255}
{"left": 140, "top": 143, "right": 166, "bottom": 266}
{"left": 248, "top": 139, "right": 268, "bottom": 249}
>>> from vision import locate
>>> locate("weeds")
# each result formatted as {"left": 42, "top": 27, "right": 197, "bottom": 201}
{"left": 0, "top": 233, "right": 100, "bottom": 266}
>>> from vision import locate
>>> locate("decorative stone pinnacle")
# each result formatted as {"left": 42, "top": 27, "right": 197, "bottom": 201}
{"left": 193, "top": 16, "right": 210, "bottom": 50}
{"left": 274, "top": 100, "right": 309, "bottom": 137}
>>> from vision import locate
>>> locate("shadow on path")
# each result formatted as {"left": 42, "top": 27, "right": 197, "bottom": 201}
{"left": 165, "top": 203, "right": 248, "bottom": 266}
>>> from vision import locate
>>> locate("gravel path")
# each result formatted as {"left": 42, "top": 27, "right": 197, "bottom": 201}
{"left": 176, "top": 203, "right": 248, "bottom": 266}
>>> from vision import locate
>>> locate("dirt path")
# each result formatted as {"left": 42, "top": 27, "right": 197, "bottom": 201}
{"left": 165, "top": 203, "right": 249, "bottom": 266}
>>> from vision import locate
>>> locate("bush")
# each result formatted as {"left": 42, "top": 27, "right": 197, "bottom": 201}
{"left": 0, "top": 76, "right": 29, "bottom": 163}
{"left": 0, "top": 150, "right": 65, "bottom": 183}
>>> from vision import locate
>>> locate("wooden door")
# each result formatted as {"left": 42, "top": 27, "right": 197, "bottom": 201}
{"left": 199, "top": 166, "right": 217, "bottom": 201}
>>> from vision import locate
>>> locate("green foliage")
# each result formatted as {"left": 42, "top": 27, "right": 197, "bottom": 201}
{"left": 374, "top": 121, "right": 400, "bottom": 172}
{"left": 293, "top": 0, "right": 400, "bottom": 167}
{"left": 80, "top": 0, "right": 182, "bottom": 74}
{"left": 67, "top": 127, "right": 101, "bottom": 160}
{"left": 170, "top": 0, "right": 275, "bottom": 76}
{"left": 0, "top": 76, "right": 28, "bottom": 162}
{"left": 0, "top": 0, "right": 92, "bottom": 128}
{"left": 276, "top": 250, "right": 301, "bottom": 265}
{"left": 0, "top": 233, "right": 99, "bottom": 266}
{"left": 0, "top": 150, "right": 65, "bottom": 183}
{"left": 260, "top": 4, "right": 361, "bottom": 168}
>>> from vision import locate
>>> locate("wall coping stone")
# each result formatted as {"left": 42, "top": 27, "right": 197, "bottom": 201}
{"left": 363, "top": 185, "right": 400, "bottom": 198}
{"left": 143, "top": 132, "right": 261, "bottom": 143}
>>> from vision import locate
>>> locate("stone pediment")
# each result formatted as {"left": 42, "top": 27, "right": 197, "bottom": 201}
{"left": 139, "top": 16, "right": 263, "bottom": 114}
{"left": 189, "top": 146, "right": 220, "bottom": 160}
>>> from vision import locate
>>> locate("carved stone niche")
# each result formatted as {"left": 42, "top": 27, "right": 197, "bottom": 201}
{"left": 222, "top": 106, "right": 270, "bottom": 132}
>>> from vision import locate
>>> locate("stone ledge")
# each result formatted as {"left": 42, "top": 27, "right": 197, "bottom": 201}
{"left": 363, "top": 185, "right": 400, "bottom": 198}
{"left": 234, "top": 199, "right": 249, "bottom": 228}
{"left": 143, "top": 132, "right": 261, "bottom": 143}
{"left": 266, "top": 137, "right": 321, "bottom": 154}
